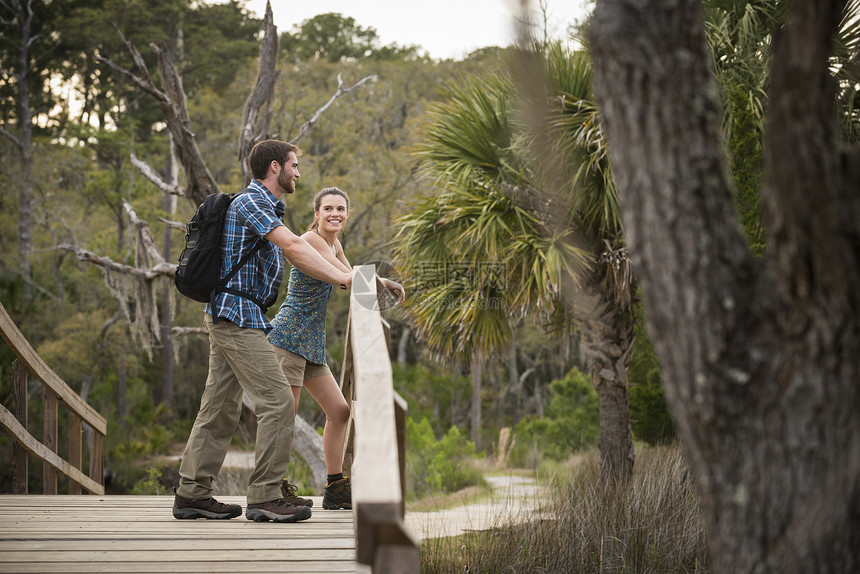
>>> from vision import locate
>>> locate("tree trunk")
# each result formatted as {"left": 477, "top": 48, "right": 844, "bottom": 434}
{"left": 242, "top": 393, "right": 326, "bottom": 492}
{"left": 575, "top": 278, "right": 635, "bottom": 480}
{"left": 159, "top": 133, "right": 179, "bottom": 408}
{"left": 470, "top": 352, "right": 482, "bottom": 448}
{"left": 117, "top": 327, "right": 128, "bottom": 427}
{"left": 293, "top": 415, "right": 326, "bottom": 492}
{"left": 397, "top": 326, "right": 410, "bottom": 364}
{"left": 10, "top": 0, "right": 34, "bottom": 296}
{"left": 506, "top": 345, "right": 521, "bottom": 421}
{"left": 238, "top": 1, "right": 279, "bottom": 186}
{"left": 589, "top": 0, "right": 860, "bottom": 571}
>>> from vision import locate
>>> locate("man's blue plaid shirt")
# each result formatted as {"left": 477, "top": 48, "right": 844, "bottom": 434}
{"left": 205, "top": 180, "right": 285, "bottom": 331}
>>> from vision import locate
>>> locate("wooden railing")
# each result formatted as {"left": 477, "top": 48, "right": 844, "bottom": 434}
{"left": 340, "top": 265, "right": 420, "bottom": 573}
{"left": 0, "top": 302, "right": 106, "bottom": 495}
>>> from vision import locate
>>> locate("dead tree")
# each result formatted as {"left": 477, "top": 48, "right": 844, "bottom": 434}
{"left": 66, "top": 0, "right": 376, "bottom": 484}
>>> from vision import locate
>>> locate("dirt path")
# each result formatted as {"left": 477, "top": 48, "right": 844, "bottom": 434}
{"left": 215, "top": 451, "right": 544, "bottom": 541}
{"left": 405, "top": 473, "right": 544, "bottom": 541}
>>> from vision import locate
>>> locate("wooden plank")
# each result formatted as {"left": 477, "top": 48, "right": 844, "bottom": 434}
{"left": 0, "top": 404, "right": 105, "bottom": 494}
{"left": 11, "top": 360, "right": 27, "bottom": 494}
{"left": 340, "top": 310, "right": 355, "bottom": 474}
{"left": 347, "top": 265, "right": 419, "bottom": 571}
{"left": 0, "top": 302, "right": 106, "bottom": 434}
{"left": 350, "top": 266, "right": 402, "bottom": 507}
{"left": 0, "top": 562, "right": 358, "bottom": 573}
{"left": 375, "top": 544, "right": 421, "bottom": 574}
{"left": 0, "top": 539, "right": 356, "bottom": 551}
{"left": 0, "top": 495, "right": 359, "bottom": 573}
{"left": 0, "top": 548, "right": 355, "bottom": 562}
{"left": 393, "top": 391, "right": 408, "bottom": 518}
{"left": 89, "top": 431, "right": 104, "bottom": 487}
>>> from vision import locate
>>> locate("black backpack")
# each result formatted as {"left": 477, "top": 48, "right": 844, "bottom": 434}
{"left": 174, "top": 190, "right": 271, "bottom": 314}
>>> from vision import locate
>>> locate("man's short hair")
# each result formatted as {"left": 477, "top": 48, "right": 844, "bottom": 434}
{"left": 248, "top": 140, "right": 301, "bottom": 180}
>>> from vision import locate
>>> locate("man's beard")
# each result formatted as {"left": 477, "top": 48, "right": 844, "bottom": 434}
{"left": 278, "top": 171, "right": 295, "bottom": 194}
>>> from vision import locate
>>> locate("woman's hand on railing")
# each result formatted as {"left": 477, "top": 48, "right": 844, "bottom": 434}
{"left": 379, "top": 278, "right": 405, "bottom": 305}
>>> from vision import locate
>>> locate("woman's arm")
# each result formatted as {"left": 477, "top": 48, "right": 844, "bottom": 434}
{"left": 334, "top": 238, "right": 352, "bottom": 272}
{"left": 302, "top": 231, "right": 351, "bottom": 274}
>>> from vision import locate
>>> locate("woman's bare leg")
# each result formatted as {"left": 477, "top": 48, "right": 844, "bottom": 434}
{"left": 303, "top": 374, "right": 350, "bottom": 475}
{"left": 290, "top": 385, "right": 302, "bottom": 415}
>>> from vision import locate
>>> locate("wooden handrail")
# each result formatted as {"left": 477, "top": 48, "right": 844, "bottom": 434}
{"left": 342, "top": 265, "right": 419, "bottom": 573}
{"left": 0, "top": 302, "right": 106, "bottom": 495}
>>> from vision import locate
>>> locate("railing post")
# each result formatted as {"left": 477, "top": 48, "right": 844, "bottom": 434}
{"left": 350, "top": 265, "right": 420, "bottom": 573}
{"left": 68, "top": 412, "right": 83, "bottom": 495}
{"left": 90, "top": 431, "right": 104, "bottom": 489}
{"left": 1, "top": 301, "right": 107, "bottom": 495}
{"left": 393, "top": 392, "right": 408, "bottom": 519}
{"left": 12, "top": 359, "right": 28, "bottom": 494}
{"left": 43, "top": 388, "right": 58, "bottom": 494}
{"left": 340, "top": 312, "right": 355, "bottom": 476}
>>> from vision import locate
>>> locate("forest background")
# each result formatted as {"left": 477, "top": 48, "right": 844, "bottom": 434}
{"left": 3, "top": 0, "right": 672, "bottom": 496}
{"left": 5, "top": 1, "right": 860, "bottom": 572}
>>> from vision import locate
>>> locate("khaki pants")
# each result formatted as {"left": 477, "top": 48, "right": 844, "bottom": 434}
{"left": 177, "top": 314, "right": 295, "bottom": 504}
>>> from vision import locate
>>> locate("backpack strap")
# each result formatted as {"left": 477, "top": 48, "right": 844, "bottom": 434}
{"left": 210, "top": 188, "right": 274, "bottom": 322}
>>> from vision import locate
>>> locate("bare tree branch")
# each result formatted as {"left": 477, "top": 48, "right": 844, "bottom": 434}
{"left": 0, "top": 260, "right": 59, "bottom": 301}
{"left": 58, "top": 202, "right": 174, "bottom": 279}
{"left": 58, "top": 244, "right": 175, "bottom": 280}
{"left": 130, "top": 154, "right": 185, "bottom": 196}
{"left": 158, "top": 217, "right": 187, "bottom": 231}
{"left": 0, "top": 127, "right": 22, "bottom": 149}
{"left": 94, "top": 26, "right": 165, "bottom": 101}
{"left": 172, "top": 326, "right": 207, "bottom": 337}
{"left": 150, "top": 42, "right": 220, "bottom": 205}
{"left": 293, "top": 73, "right": 378, "bottom": 143}
{"left": 99, "top": 312, "right": 124, "bottom": 339}
{"left": 238, "top": 0, "right": 279, "bottom": 185}
{"left": 124, "top": 200, "right": 167, "bottom": 266}
{"left": 94, "top": 25, "right": 219, "bottom": 205}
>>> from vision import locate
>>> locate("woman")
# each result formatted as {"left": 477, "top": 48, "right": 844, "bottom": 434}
{"left": 267, "top": 187, "right": 404, "bottom": 510}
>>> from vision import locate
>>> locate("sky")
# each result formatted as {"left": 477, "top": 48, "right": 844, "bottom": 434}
{"left": 239, "top": 0, "right": 591, "bottom": 60}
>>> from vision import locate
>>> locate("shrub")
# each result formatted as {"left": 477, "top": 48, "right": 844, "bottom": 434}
{"left": 511, "top": 367, "right": 600, "bottom": 466}
{"left": 406, "top": 417, "right": 485, "bottom": 501}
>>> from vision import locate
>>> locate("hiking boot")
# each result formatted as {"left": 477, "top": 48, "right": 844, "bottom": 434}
{"left": 246, "top": 498, "right": 312, "bottom": 523}
{"left": 173, "top": 493, "right": 242, "bottom": 520}
{"left": 323, "top": 476, "right": 352, "bottom": 510}
{"left": 280, "top": 479, "right": 313, "bottom": 507}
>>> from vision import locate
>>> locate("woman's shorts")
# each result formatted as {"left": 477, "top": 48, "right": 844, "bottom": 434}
{"left": 272, "top": 346, "right": 332, "bottom": 387}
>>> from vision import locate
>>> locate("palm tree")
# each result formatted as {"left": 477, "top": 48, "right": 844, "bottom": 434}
{"left": 393, "top": 43, "right": 638, "bottom": 479}
{"left": 705, "top": 0, "right": 860, "bottom": 253}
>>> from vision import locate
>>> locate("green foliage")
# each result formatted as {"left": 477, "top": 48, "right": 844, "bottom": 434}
{"left": 724, "top": 87, "right": 766, "bottom": 256}
{"left": 183, "top": 1, "right": 262, "bottom": 94}
{"left": 130, "top": 467, "right": 168, "bottom": 495}
{"left": 393, "top": 362, "right": 470, "bottom": 436}
{"left": 628, "top": 302, "right": 676, "bottom": 445}
{"left": 280, "top": 13, "right": 418, "bottom": 63}
{"left": 511, "top": 368, "right": 600, "bottom": 465}
{"left": 90, "top": 375, "right": 176, "bottom": 492}
{"left": 406, "top": 417, "right": 485, "bottom": 501}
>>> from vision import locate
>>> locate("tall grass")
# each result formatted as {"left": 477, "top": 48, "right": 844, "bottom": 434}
{"left": 421, "top": 443, "right": 710, "bottom": 573}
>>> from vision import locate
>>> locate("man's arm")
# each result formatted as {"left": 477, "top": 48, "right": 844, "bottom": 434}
{"left": 265, "top": 225, "right": 352, "bottom": 288}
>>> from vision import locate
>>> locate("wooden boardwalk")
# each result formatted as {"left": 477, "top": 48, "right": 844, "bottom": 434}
{"left": 0, "top": 494, "right": 358, "bottom": 573}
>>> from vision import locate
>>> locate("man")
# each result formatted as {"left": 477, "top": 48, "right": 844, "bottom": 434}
{"left": 173, "top": 140, "right": 352, "bottom": 523}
